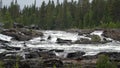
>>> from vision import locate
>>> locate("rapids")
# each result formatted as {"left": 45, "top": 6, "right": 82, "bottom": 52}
{"left": 0, "top": 30, "right": 120, "bottom": 58}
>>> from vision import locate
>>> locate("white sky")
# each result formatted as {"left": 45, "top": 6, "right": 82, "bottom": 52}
{"left": 3, "top": 0, "right": 91, "bottom": 9}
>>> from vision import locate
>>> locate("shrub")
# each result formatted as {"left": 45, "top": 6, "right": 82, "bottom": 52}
{"left": 0, "top": 60, "right": 4, "bottom": 68}
{"left": 96, "top": 55, "right": 117, "bottom": 68}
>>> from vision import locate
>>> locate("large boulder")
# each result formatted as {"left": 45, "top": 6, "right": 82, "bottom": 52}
{"left": 56, "top": 38, "right": 72, "bottom": 44}
{"left": 74, "top": 35, "right": 101, "bottom": 44}
{"left": 90, "top": 35, "right": 101, "bottom": 43}
{"left": 49, "top": 49, "right": 64, "bottom": 53}
{"left": 103, "top": 29, "right": 120, "bottom": 41}
{"left": 74, "top": 35, "right": 109, "bottom": 44}
{"left": 67, "top": 51, "right": 85, "bottom": 59}
{"left": 1, "top": 28, "right": 43, "bottom": 41}
{"left": 37, "top": 51, "right": 57, "bottom": 58}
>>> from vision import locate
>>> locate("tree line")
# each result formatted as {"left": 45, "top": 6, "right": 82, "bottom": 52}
{"left": 0, "top": 0, "right": 120, "bottom": 29}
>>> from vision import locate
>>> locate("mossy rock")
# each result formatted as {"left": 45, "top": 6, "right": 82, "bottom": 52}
{"left": 91, "top": 35, "right": 101, "bottom": 42}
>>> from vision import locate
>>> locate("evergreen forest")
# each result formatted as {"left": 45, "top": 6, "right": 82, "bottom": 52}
{"left": 0, "top": 0, "right": 120, "bottom": 29}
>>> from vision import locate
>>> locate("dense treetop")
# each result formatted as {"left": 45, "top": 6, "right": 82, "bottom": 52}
{"left": 0, "top": 0, "right": 120, "bottom": 29}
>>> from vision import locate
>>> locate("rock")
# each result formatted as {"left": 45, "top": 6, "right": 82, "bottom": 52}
{"left": 40, "top": 39, "right": 45, "bottom": 41}
{"left": 49, "top": 49, "right": 64, "bottom": 53}
{"left": 74, "top": 38, "right": 91, "bottom": 44}
{"left": 56, "top": 38, "right": 72, "bottom": 44}
{"left": 29, "top": 24, "right": 40, "bottom": 30}
{"left": 78, "top": 29, "right": 94, "bottom": 35}
{"left": 78, "top": 55, "right": 97, "bottom": 60}
{"left": 25, "top": 52, "right": 40, "bottom": 59}
{"left": 1, "top": 28, "right": 43, "bottom": 41}
{"left": 90, "top": 35, "right": 101, "bottom": 43}
{"left": 47, "top": 35, "right": 51, "bottom": 40}
{"left": 66, "top": 29, "right": 81, "bottom": 33}
{"left": 13, "top": 22, "right": 24, "bottom": 28}
{"left": 38, "top": 51, "right": 57, "bottom": 58}
{"left": 103, "top": 29, "right": 120, "bottom": 41}
{"left": 43, "top": 58, "right": 63, "bottom": 67}
{"left": 0, "top": 53, "right": 6, "bottom": 59}
{"left": 67, "top": 51, "right": 85, "bottom": 59}
{"left": 74, "top": 35, "right": 108, "bottom": 44}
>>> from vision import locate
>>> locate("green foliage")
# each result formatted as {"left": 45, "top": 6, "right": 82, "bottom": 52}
{"left": 53, "top": 65, "right": 56, "bottom": 68}
{"left": 0, "top": 60, "right": 4, "bottom": 68}
{"left": 91, "top": 35, "right": 101, "bottom": 42}
{"left": 13, "top": 56, "right": 19, "bottom": 68}
{"left": 96, "top": 55, "right": 117, "bottom": 68}
{"left": 0, "top": 0, "right": 120, "bottom": 29}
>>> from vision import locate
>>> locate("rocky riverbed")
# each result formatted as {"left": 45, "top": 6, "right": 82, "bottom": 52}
{"left": 0, "top": 28, "right": 120, "bottom": 68}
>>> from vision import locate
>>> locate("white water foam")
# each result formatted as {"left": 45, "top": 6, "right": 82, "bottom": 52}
{"left": 0, "top": 34, "right": 12, "bottom": 42}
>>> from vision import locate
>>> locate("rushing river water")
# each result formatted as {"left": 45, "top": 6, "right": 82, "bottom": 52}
{"left": 0, "top": 30, "right": 120, "bottom": 58}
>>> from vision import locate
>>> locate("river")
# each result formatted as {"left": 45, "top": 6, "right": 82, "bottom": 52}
{"left": 0, "top": 30, "right": 120, "bottom": 58}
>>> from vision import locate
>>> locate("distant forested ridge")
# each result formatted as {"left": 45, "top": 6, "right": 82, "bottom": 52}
{"left": 0, "top": 0, "right": 120, "bottom": 29}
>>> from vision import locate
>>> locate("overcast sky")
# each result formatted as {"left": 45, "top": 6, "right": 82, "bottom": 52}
{"left": 3, "top": 0, "right": 92, "bottom": 9}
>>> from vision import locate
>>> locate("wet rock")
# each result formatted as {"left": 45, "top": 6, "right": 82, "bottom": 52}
{"left": 56, "top": 38, "right": 72, "bottom": 44}
{"left": 74, "top": 35, "right": 109, "bottom": 44}
{"left": 49, "top": 49, "right": 64, "bottom": 53}
{"left": 74, "top": 38, "right": 91, "bottom": 44}
{"left": 75, "top": 55, "right": 97, "bottom": 60}
{"left": 43, "top": 58, "right": 63, "bottom": 67}
{"left": 47, "top": 35, "right": 51, "bottom": 40}
{"left": 1, "top": 28, "right": 43, "bottom": 41}
{"left": 67, "top": 51, "right": 85, "bottom": 59}
{"left": 90, "top": 35, "right": 101, "bottom": 43}
{"left": 1, "top": 43, "right": 21, "bottom": 50}
{"left": 40, "top": 39, "right": 45, "bottom": 41}
{"left": 0, "top": 53, "right": 6, "bottom": 59}
{"left": 38, "top": 51, "right": 57, "bottom": 58}
{"left": 103, "top": 29, "right": 120, "bottom": 41}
